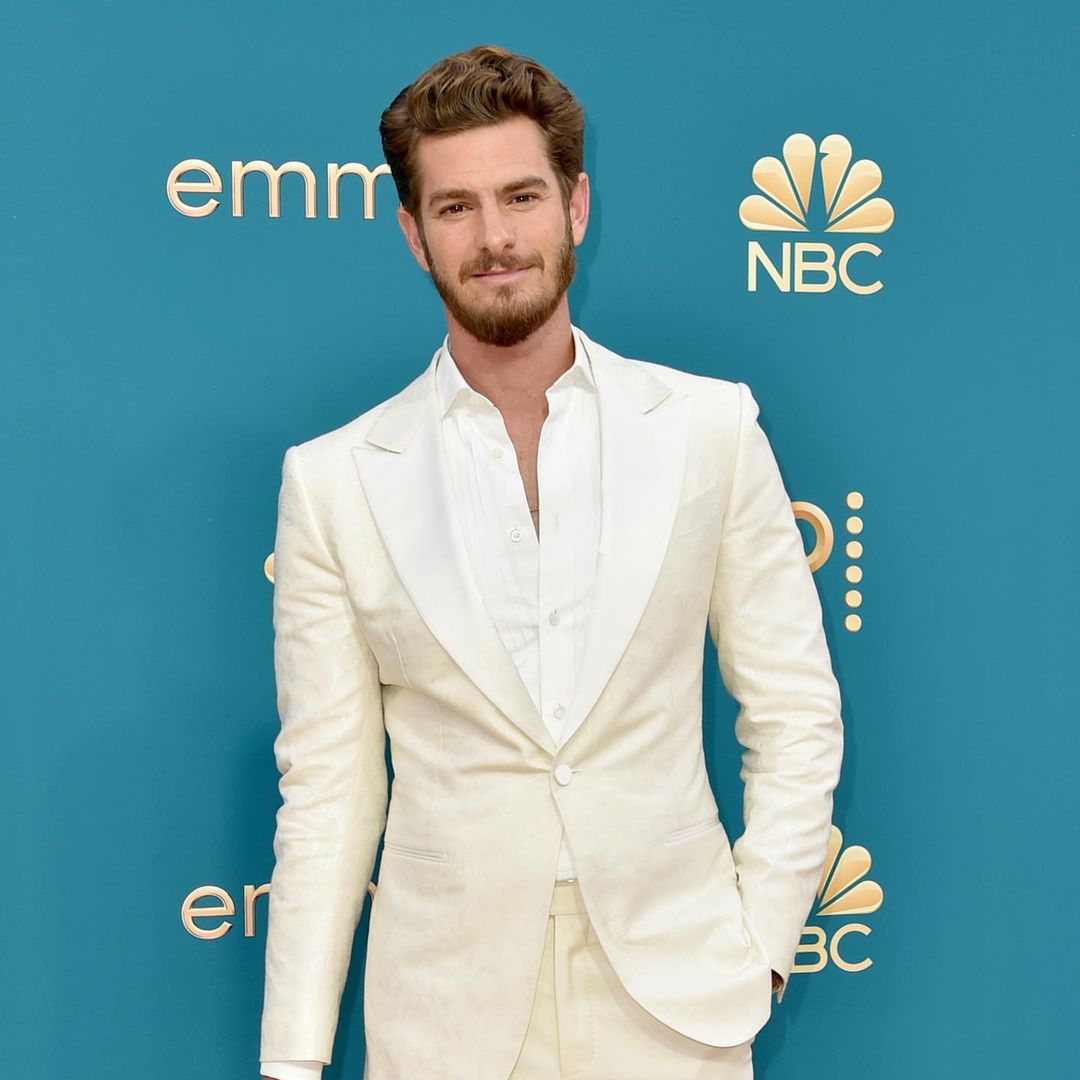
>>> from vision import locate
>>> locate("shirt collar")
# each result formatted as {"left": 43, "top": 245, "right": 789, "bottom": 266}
{"left": 435, "top": 325, "right": 596, "bottom": 419}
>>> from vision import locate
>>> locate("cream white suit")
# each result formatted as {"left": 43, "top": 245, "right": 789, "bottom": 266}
{"left": 259, "top": 325, "right": 844, "bottom": 1079}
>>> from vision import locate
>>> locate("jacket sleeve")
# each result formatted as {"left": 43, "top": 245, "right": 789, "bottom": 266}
{"left": 260, "top": 1062, "right": 324, "bottom": 1080}
{"left": 260, "top": 444, "right": 389, "bottom": 1062}
{"left": 707, "top": 382, "right": 844, "bottom": 1005}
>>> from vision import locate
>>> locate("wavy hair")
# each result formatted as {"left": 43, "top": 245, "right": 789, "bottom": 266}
{"left": 379, "top": 44, "right": 585, "bottom": 219}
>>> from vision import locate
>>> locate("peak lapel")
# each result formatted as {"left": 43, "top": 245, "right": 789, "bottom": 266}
{"left": 350, "top": 356, "right": 553, "bottom": 756}
{"left": 558, "top": 331, "right": 692, "bottom": 748}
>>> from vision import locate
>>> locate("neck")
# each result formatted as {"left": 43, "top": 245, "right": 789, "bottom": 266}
{"left": 445, "top": 303, "right": 574, "bottom": 416}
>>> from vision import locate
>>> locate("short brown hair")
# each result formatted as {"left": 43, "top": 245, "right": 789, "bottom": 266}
{"left": 379, "top": 44, "right": 585, "bottom": 219}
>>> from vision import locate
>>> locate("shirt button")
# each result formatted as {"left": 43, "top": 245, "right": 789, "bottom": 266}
{"left": 553, "top": 763, "right": 574, "bottom": 786}
{"left": 553, "top": 704, "right": 565, "bottom": 719}
{"left": 510, "top": 527, "right": 523, "bottom": 542}
{"left": 491, "top": 446, "right": 503, "bottom": 459}
{"left": 549, "top": 609, "right": 560, "bottom": 626}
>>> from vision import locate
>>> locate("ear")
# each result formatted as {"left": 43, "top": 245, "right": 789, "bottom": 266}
{"left": 396, "top": 205, "right": 431, "bottom": 272}
{"left": 568, "top": 172, "right": 590, "bottom": 247}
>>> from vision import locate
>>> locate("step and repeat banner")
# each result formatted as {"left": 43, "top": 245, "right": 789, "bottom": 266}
{"left": 4, "top": 1, "right": 1076, "bottom": 1077}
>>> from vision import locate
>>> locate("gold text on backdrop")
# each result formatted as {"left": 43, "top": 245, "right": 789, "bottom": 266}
{"left": 165, "top": 158, "right": 393, "bottom": 219}
{"left": 740, "top": 134, "right": 894, "bottom": 294}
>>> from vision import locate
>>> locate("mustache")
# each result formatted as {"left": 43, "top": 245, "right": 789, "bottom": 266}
{"left": 462, "top": 255, "right": 543, "bottom": 279}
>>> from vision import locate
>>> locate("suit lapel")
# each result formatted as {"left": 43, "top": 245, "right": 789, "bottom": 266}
{"left": 350, "top": 328, "right": 691, "bottom": 758}
{"left": 557, "top": 329, "right": 691, "bottom": 747}
{"left": 351, "top": 353, "right": 552, "bottom": 754}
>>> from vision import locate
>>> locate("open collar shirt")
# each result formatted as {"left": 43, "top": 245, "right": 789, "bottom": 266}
{"left": 261, "top": 326, "right": 602, "bottom": 1080}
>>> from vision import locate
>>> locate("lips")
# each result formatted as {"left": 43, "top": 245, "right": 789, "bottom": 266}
{"left": 473, "top": 266, "right": 532, "bottom": 278}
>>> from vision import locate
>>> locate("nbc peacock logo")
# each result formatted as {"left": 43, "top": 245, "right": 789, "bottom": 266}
{"left": 792, "top": 823, "right": 884, "bottom": 980}
{"left": 740, "top": 133, "right": 894, "bottom": 295}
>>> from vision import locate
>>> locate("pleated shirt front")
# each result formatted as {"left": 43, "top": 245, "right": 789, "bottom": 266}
{"left": 434, "top": 326, "right": 602, "bottom": 880}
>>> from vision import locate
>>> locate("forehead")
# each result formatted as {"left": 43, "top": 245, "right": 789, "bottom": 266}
{"left": 414, "top": 115, "right": 554, "bottom": 200}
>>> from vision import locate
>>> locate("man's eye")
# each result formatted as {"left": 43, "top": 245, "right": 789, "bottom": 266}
{"left": 512, "top": 193, "right": 538, "bottom": 204}
{"left": 440, "top": 203, "right": 467, "bottom": 215}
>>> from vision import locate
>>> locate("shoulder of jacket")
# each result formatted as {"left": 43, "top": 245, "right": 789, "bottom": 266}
{"left": 286, "top": 362, "right": 429, "bottom": 470}
{"left": 582, "top": 330, "right": 742, "bottom": 400}
{"left": 606, "top": 349, "right": 746, "bottom": 417}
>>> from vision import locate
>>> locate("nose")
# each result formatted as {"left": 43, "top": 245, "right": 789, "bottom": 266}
{"left": 473, "top": 200, "right": 515, "bottom": 258}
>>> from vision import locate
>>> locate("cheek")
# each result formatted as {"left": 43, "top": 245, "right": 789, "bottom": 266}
{"left": 444, "top": 242, "right": 477, "bottom": 279}
{"left": 419, "top": 224, "right": 457, "bottom": 269}
{"left": 427, "top": 247, "right": 460, "bottom": 283}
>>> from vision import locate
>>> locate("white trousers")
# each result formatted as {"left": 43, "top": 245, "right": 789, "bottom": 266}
{"left": 508, "top": 878, "right": 755, "bottom": 1079}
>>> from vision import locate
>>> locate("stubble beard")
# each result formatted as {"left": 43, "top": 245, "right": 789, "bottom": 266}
{"left": 419, "top": 216, "right": 577, "bottom": 348}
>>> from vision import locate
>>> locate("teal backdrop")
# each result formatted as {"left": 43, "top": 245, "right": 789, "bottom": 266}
{"left": 3, "top": 1, "right": 1077, "bottom": 1076}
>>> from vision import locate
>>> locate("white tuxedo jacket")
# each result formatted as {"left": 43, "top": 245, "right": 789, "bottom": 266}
{"left": 260, "top": 326, "right": 844, "bottom": 1079}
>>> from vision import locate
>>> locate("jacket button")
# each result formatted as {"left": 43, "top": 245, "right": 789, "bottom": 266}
{"left": 553, "top": 763, "right": 574, "bottom": 786}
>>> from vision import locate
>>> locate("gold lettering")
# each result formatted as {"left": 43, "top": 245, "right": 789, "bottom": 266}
{"left": 839, "top": 243, "right": 883, "bottom": 294}
{"left": 232, "top": 160, "right": 318, "bottom": 218}
{"left": 794, "top": 243, "right": 836, "bottom": 293}
{"left": 747, "top": 241, "right": 790, "bottom": 292}
{"left": 166, "top": 159, "right": 223, "bottom": 217}
{"left": 791, "top": 924, "right": 828, "bottom": 973}
{"left": 791, "top": 500, "right": 833, "bottom": 572}
{"left": 830, "top": 922, "right": 873, "bottom": 972}
{"left": 327, "top": 162, "right": 393, "bottom": 220}
{"left": 181, "top": 885, "right": 235, "bottom": 939}
{"left": 244, "top": 883, "right": 271, "bottom": 937}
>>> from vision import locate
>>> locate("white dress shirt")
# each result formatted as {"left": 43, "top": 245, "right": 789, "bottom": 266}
{"left": 261, "top": 327, "right": 602, "bottom": 1080}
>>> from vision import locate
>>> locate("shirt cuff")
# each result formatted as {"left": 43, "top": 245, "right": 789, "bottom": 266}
{"left": 260, "top": 1061, "right": 325, "bottom": 1080}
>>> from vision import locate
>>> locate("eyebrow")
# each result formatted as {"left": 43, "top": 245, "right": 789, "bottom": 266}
{"left": 426, "top": 175, "right": 550, "bottom": 209}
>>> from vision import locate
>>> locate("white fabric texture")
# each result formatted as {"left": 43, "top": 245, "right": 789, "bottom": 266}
{"left": 260, "top": 1061, "right": 322, "bottom": 1080}
{"left": 434, "top": 325, "right": 600, "bottom": 880}
{"left": 262, "top": 327, "right": 600, "bottom": 1079}
{"left": 258, "top": 325, "right": 837, "bottom": 1074}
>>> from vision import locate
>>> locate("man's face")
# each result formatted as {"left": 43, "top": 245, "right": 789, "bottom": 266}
{"left": 397, "top": 115, "right": 589, "bottom": 347}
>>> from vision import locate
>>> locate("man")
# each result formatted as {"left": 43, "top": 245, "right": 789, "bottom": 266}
{"left": 260, "top": 43, "right": 843, "bottom": 1080}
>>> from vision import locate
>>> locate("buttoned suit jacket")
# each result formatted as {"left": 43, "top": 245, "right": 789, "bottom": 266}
{"left": 259, "top": 325, "right": 844, "bottom": 1079}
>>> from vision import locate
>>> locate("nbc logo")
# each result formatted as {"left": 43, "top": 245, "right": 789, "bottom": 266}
{"left": 739, "top": 133, "right": 894, "bottom": 295}
{"left": 792, "top": 823, "right": 884, "bottom": 980}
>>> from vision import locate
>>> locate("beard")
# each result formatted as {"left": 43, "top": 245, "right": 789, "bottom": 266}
{"left": 419, "top": 215, "right": 576, "bottom": 348}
